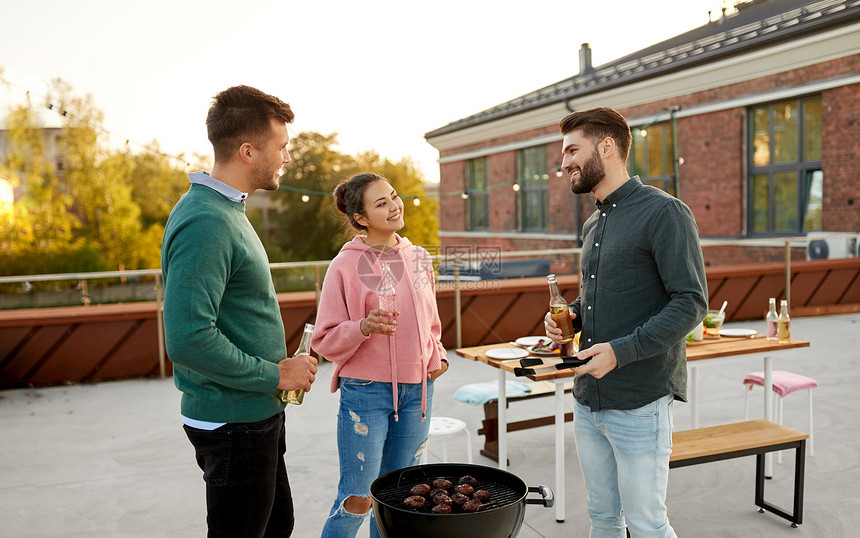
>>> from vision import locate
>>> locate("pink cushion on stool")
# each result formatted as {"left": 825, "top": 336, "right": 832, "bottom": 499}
{"left": 743, "top": 370, "right": 819, "bottom": 397}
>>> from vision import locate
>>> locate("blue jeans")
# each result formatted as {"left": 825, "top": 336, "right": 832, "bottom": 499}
{"left": 183, "top": 412, "right": 293, "bottom": 538}
{"left": 573, "top": 394, "right": 676, "bottom": 538}
{"left": 321, "top": 378, "right": 433, "bottom": 538}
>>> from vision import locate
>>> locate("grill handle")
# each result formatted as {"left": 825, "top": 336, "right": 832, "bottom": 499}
{"left": 525, "top": 485, "right": 554, "bottom": 507}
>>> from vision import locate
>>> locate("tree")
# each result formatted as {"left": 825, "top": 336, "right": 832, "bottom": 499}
{"left": 45, "top": 79, "right": 186, "bottom": 270}
{"left": 1, "top": 77, "right": 193, "bottom": 275}
{"left": 0, "top": 101, "right": 81, "bottom": 266}
{"left": 265, "top": 131, "right": 357, "bottom": 261}
{"left": 124, "top": 145, "right": 194, "bottom": 230}
{"left": 263, "top": 132, "right": 440, "bottom": 263}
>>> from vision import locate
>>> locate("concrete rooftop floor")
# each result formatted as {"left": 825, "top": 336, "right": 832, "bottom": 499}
{"left": 1, "top": 312, "right": 859, "bottom": 537}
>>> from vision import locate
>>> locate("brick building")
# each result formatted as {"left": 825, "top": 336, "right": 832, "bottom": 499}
{"left": 425, "top": 0, "right": 860, "bottom": 271}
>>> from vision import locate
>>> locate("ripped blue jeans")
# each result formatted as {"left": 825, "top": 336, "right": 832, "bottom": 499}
{"left": 321, "top": 377, "right": 433, "bottom": 538}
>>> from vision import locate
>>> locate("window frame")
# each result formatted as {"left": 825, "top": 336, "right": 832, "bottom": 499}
{"left": 628, "top": 121, "right": 676, "bottom": 196}
{"left": 517, "top": 145, "right": 549, "bottom": 232}
{"left": 466, "top": 157, "right": 489, "bottom": 231}
{"left": 747, "top": 95, "right": 823, "bottom": 236}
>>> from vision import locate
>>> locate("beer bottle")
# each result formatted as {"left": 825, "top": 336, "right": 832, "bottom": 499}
{"left": 281, "top": 323, "right": 315, "bottom": 404}
{"left": 547, "top": 274, "right": 575, "bottom": 354}
{"left": 777, "top": 300, "right": 791, "bottom": 343}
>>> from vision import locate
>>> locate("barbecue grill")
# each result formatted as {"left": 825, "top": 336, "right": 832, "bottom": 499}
{"left": 370, "top": 462, "right": 553, "bottom": 538}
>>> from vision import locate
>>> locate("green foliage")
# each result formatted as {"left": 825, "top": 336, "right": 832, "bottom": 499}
{"left": 1, "top": 80, "right": 438, "bottom": 281}
{"left": 123, "top": 147, "right": 192, "bottom": 229}
{"left": 0, "top": 239, "right": 110, "bottom": 276}
{"left": 267, "top": 131, "right": 352, "bottom": 261}
{"left": 0, "top": 78, "right": 190, "bottom": 275}
{"left": 0, "top": 103, "right": 80, "bottom": 262}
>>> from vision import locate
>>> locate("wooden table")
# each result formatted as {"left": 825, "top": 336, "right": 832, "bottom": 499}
{"left": 455, "top": 335, "right": 810, "bottom": 523}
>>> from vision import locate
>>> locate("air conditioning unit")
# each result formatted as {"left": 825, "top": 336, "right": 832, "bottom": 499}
{"left": 806, "top": 232, "right": 858, "bottom": 260}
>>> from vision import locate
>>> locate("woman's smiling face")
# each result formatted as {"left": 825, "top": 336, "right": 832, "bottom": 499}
{"left": 355, "top": 179, "right": 404, "bottom": 234}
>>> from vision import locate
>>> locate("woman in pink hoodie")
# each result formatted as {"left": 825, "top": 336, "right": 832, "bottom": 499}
{"left": 313, "top": 172, "right": 448, "bottom": 537}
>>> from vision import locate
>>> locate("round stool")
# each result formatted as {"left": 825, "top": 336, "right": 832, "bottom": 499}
{"left": 744, "top": 370, "right": 818, "bottom": 460}
{"left": 421, "top": 417, "right": 473, "bottom": 464}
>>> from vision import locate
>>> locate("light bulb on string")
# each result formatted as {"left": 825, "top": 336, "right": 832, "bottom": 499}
{"left": 639, "top": 129, "right": 648, "bottom": 137}
{"left": 461, "top": 191, "right": 469, "bottom": 200}
{"left": 512, "top": 183, "right": 520, "bottom": 192}
{"left": 301, "top": 193, "right": 310, "bottom": 203}
{"left": 412, "top": 197, "right": 421, "bottom": 206}
{"left": 556, "top": 169, "right": 564, "bottom": 178}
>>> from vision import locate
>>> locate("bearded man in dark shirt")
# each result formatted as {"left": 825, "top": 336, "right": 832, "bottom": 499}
{"left": 545, "top": 107, "right": 708, "bottom": 538}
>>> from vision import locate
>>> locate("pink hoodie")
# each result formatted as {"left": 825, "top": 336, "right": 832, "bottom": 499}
{"left": 311, "top": 235, "right": 446, "bottom": 419}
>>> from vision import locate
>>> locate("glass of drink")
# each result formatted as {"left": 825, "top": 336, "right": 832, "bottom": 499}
{"left": 702, "top": 310, "right": 725, "bottom": 337}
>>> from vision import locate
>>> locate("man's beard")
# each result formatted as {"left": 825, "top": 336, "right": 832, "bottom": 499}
{"left": 570, "top": 150, "right": 604, "bottom": 194}
{"left": 253, "top": 160, "right": 282, "bottom": 192}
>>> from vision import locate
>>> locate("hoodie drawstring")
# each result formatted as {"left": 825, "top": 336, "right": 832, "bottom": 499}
{"left": 390, "top": 331, "right": 399, "bottom": 422}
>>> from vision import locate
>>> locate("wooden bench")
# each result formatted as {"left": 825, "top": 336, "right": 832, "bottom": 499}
{"left": 477, "top": 381, "right": 574, "bottom": 462}
{"left": 670, "top": 419, "right": 808, "bottom": 527}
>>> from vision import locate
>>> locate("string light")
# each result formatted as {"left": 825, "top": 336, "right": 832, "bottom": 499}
{"left": 301, "top": 193, "right": 310, "bottom": 202}
{"left": 275, "top": 161, "right": 575, "bottom": 203}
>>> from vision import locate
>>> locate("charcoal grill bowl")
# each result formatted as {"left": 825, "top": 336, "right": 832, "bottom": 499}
{"left": 370, "top": 462, "right": 552, "bottom": 538}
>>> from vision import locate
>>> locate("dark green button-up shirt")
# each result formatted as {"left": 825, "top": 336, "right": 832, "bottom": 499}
{"left": 571, "top": 177, "right": 708, "bottom": 411}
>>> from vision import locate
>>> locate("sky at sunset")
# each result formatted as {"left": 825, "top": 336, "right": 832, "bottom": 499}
{"left": 1, "top": 0, "right": 737, "bottom": 183}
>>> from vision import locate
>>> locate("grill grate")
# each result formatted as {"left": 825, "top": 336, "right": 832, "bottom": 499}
{"left": 374, "top": 471, "right": 522, "bottom": 515}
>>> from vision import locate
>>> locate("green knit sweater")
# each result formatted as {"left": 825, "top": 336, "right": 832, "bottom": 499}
{"left": 161, "top": 184, "right": 286, "bottom": 423}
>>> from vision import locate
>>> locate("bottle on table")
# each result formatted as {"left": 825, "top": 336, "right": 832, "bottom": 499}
{"left": 547, "top": 274, "right": 576, "bottom": 355}
{"left": 282, "top": 323, "right": 315, "bottom": 404}
{"left": 766, "top": 297, "right": 779, "bottom": 341}
{"left": 777, "top": 299, "right": 791, "bottom": 343}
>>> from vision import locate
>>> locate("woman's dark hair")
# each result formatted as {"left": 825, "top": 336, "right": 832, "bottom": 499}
{"left": 206, "top": 85, "right": 295, "bottom": 162}
{"left": 333, "top": 173, "right": 386, "bottom": 231}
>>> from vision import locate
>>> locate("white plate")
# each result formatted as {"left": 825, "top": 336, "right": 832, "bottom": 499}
{"left": 515, "top": 336, "right": 546, "bottom": 347}
{"left": 719, "top": 328, "right": 758, "bottom": 337}
{"left": 486, "top": 347, "right": 529, "bottom": 359}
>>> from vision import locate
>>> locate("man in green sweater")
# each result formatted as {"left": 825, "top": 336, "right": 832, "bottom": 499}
{"left": 161, "top": 85, "right": 318, "bottom": 537}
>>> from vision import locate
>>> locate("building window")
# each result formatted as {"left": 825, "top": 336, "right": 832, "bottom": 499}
{"left": 749, "top": 96, "right": 822, "bottom": 235}
{"left": 466, "top": 157, "right": 488, "bottom": 230}
{"left": 518, "top": 146, "right": 548, "bottom": 231}
{"left": 629, "top": 122, "right": 676, "bottom": 196}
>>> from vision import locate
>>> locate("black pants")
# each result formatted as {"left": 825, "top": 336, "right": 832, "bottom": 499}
{"left": 184, "top": 412, "right": 294, "bottom": 537}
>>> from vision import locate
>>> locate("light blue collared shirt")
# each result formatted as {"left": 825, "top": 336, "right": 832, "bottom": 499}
{"left": 188, "top": 171, "right": 248, "bottom": 203}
